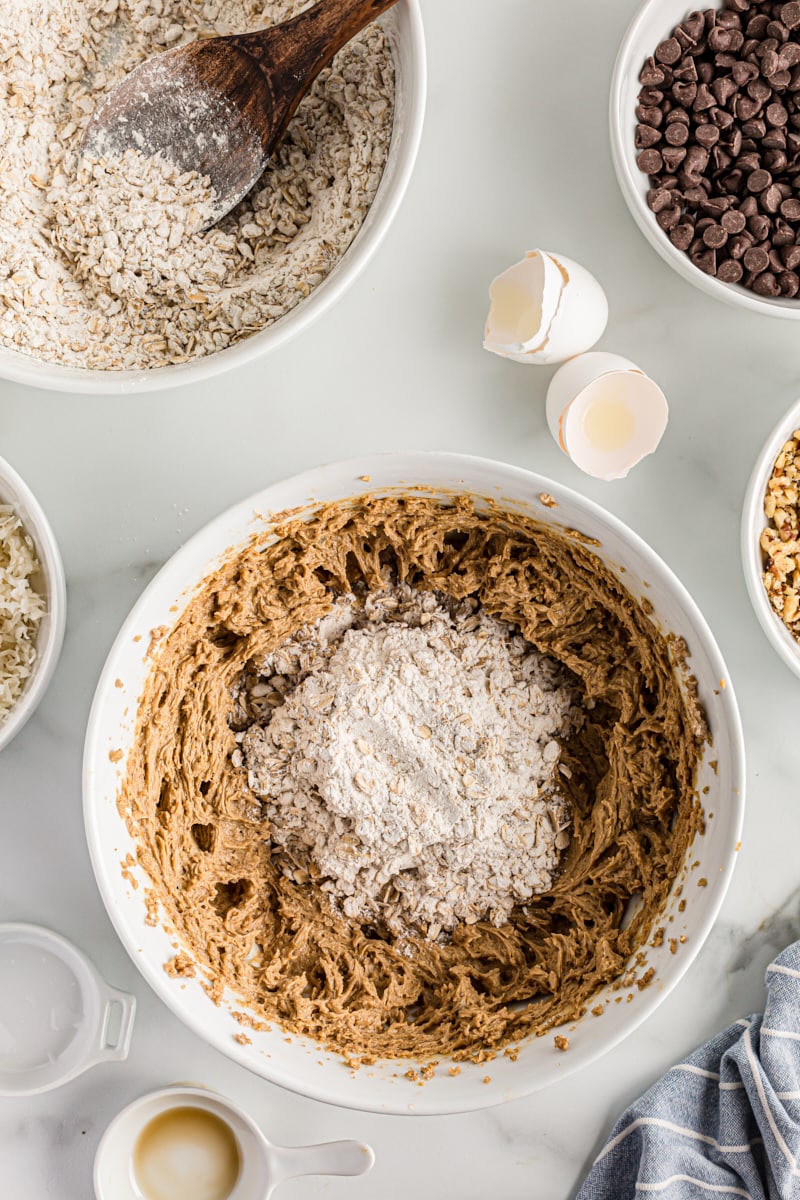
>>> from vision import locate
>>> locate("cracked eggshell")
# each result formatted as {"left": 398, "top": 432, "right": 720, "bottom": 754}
{"left": 483, "top": 250, "right": 608, "bottom": 366}
{"left": 545, "top": 351, "right": 668, "bottom": 482}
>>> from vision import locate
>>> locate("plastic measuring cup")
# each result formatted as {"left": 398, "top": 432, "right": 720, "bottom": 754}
{"left": 0, "top": 922, "right": 135, "bottom": 1096}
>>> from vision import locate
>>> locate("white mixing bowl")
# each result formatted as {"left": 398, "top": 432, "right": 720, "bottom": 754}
{"left": 0, "top": 3, "right": 425, "bottom": 394}
{"left": 83, "top": 453, "right": 745, "bottom": 1114}
{"left": 0, "top": 455, "right": 66, "bottom": 752}
{"left": 610, "top": 0, "right": 800, "bottom": 318}
{"left": 741, "top": 395, "right": 800, "bottom": 678}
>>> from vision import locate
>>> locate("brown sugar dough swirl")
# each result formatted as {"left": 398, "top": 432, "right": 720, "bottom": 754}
{"left": 120, "top": 495, "right": 706, "bottom": 1063}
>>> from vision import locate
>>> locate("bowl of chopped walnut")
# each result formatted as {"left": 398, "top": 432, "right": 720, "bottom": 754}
{"left": 742, "top": 397, "right": 800, "bottom": 676}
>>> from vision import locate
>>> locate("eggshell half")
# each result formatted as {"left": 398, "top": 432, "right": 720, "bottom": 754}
{"left": 545, "top": 351, "right": 668, "bottom": 481}
{"left": 483, "top": 250, "right": 608, "bottom": 366}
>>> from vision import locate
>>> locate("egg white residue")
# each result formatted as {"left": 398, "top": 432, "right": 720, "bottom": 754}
{"left": 545, "top": 352, "right": 669, "bottom": 482}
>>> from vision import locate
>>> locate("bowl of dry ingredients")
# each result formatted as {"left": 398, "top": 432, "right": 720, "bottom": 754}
{"left": 742, "top": 396, "right": 800, "bottom": 674}
{"left": 0, "top": 456, "right": 66, "bottom": 752}
{"left": 84, "top": 453, "right": 745, "bottom": 1114}
{"left": 611, "top": 0, "right": 800, "bottom": 316}
{"left": 0, "top": 0, "right": 425, "bottom": 393}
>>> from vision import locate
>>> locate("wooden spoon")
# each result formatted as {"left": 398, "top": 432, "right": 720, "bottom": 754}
{"left": 81, "top": 0, "right": 399, "bottom": 227}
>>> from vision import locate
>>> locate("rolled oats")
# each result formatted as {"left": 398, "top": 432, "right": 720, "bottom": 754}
{"left": 0, "top": 0, "right": 394, "bottom": 371}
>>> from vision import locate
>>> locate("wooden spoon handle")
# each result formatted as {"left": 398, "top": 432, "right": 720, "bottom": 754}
{"left": 230, "top": 0, "right": 398, "bottom": 145}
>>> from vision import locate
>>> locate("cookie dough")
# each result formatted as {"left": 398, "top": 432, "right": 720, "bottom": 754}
{"left": 120, "top": 494, "right": 706, "bottom": 1062}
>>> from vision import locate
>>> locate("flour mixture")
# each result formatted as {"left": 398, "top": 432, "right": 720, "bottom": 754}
{"left": 237, "top": 586, "right": 582, "bottom": 939}
{"left": 0, "top": 0, "right": 394, "bottom": 369}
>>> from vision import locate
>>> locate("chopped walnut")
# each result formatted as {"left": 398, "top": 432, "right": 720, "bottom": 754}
{"left": 761, "top": 430, "right": 800, "bottom": 640}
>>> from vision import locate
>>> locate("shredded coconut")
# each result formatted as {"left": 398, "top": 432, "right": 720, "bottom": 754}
{"left": 237, "top": 587, "right": 583, "bottom": 940}
{"left": 0, "top": 506, "right": 46, "bottom": 723}
{"left": 0, "top": 0, "right": 394, "bottom": 370}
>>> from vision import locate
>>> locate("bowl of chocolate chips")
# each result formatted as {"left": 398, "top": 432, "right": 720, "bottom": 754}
{"left": 611, "top": 0, "right": 800, "bottom": 315}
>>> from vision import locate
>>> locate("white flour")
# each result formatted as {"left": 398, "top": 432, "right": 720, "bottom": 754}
{"left": 239, "top": 587, "right": 583, "bottom": 940}
{"left": 0, "top": 0, "right": 394, "bottom": 369}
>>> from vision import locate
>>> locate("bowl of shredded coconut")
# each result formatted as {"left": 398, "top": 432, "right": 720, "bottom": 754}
{"left": 0, "top": 0, "right": 425, "bottom": 393}
{"left": 83, "top": 453, "right": 745, "bottom": 1113}
{"left": 0, "top": 456, "right": 66, "bottom": 752}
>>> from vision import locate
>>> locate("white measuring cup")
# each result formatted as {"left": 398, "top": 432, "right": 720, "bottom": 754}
{"left": 94, "top": 1085, "right": 375, "bottom": 1200}
{"left": 0, "top": 922, "right": 135, "bottom": 1096}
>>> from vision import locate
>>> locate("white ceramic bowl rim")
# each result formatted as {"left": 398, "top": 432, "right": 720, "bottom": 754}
{"left": 84, "top": 452, "right": 746, "bottom": 1114}
{"left": 741, "top": 396, "right": 800, "bottom": 677}
{"left": 0, "top": 2, "right": 426, "bottom": 394}
{"left": 0, "top": 454, "right": 67, "bottom": 752}
{"left": 610, "top": 0, "right": 800, "bottom": 318}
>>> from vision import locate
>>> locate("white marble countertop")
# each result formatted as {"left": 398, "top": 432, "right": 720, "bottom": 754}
{"left": 3, "top": 0, "right": 800, "bottom": 1196}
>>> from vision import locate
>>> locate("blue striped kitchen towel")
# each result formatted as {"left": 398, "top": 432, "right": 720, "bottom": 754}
{"left": 577, "top": 941, "right": 800, "bottom": 1199}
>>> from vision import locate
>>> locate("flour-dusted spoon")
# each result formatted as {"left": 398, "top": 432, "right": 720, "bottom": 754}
{"left": 81, "top": 0, "right": 399, "bottom": 227}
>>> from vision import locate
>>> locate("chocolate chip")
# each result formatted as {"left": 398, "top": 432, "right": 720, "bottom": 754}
{"left": 708, "top": 27, "right": 733, "bottom": 52}
{"left": 665, "top": 121, "right": 690, "bottom": 145}
{"left": 637, "top": 148, "right": 664, "bottom": 173}
{"left": 640, "top": 57, "right": 667, "bottom": 86}
{"left": 702, "top": 223, "right": 729, "bottom": 248}
{"left": 737, "top": 151, "right": 761, "bottom": 173}
{"left": 763, "top": 149, "right": 789, "bottom": 172}
{"left": 656, "top": 206, "right": 682, "bottom": 231}
{"left": 753, "top": 270, "right": 780, "bottom": 293}
{"left": 767, "top": 21, "right": 790, "bottom": 44}
{"left": 647, "top": 186, "right": 675, "bottom": 213}
{"left": 729, "top": 232, "right": 755, "bottom": 258}
{"left": 782, "top": 242, "right": 800, "bottom": 267}
{"left": 727, "top": 126, "right": 743, "bottom": 155}
{"left": 748, "top": 78, "right": 772, "bottom": 103}
{"left": 779, "top": 42, "right": 800, "bottom": 68}
{"left": 694, "top": 82, "right": 717, "bottom": 110}
{"left": 662, "top": 145, "right": 688, "bottom": 169}
{"left": 763, "top": 183, "right": 785, "bottom": 210}
{"left": 669, "top": 223, "right": 695, "bottom": 251}
{"left": 781, "top": 197, "right": 800, "bottom": 218}
{"left": 637, "top": 105, "right": 664, "bottom": 128}
{"left": 748, "top": 212, "right": 772, "bottom": 239}
{"left": 763, "top": 128, "right": 789, "bottom": 149}
{"left": 741, "top": 117, "right": 767, "bottom": 138}
{"left": 636, "top": 123, "right": 663, "bottom": 149}
{"left": 720, "top": 168, "right": 745, "bottom": 192}
{"left": 736, "top": 94, "right": 763, "bottom": 120}
{"left": 691, "top": 247, "right": 718, "bottom": 273}
{"left": 721, "top": 208, "right": 747, "bottom": 232}
{"left": 774, "top": 217, "right": 797, "bottom": 244}
{"left": 783, "top": 3, "right": 800, "bottom": 31}
{"left": 747, "top": 168, "right": 773, "bottom": 192}
{"left": 656, "top": 38, "right": 682, "bottom": 65}
{"left": 747, "top": 14, "right": 770, "bottom": 39}
{"left": 696, "top": 122, "right": 721, "bottom": 147}
{"left": 684, "top": 144, "right": 710, "bottom": 175}
{"left": 684, "top": 10, "right": 706, "bottom": 40}
{"left": 767, "top": 100, "right": 790, "bottom": 125}
{"left": 744, "top": 244, "right": 771, "bottom": 271}
{"left": 780, "top": 268, "right": 800, "bottom": 294}
{"left": 673, "top": 80, "right": 698, "bottom": 105}
{"left": 712, "top": 75, "right": 737, "bottom": 105}
{"left": 717, "top": 258, "right": 745, "bottom": 281}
